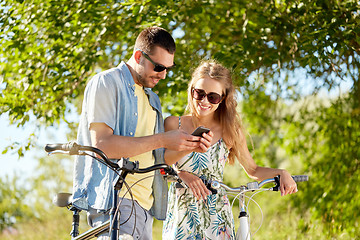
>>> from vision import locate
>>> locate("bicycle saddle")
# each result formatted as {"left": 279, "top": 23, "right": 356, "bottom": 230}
{"left": 53, "top": 192, "right": 73, "bottom": 207}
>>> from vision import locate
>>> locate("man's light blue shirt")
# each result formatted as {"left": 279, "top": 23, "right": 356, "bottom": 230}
{"left": 72, "top": 61, "right": 168, "bottom": 220}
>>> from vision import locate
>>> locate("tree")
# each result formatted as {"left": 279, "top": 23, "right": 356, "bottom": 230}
{"left": 289, "top": 94, "right": 359, "bottom": 237}
{"left": 1, "top": 0, "right": 359, "bottom": 237}
{"left": 0, "top": 175, "right": 33, "bottom": 232}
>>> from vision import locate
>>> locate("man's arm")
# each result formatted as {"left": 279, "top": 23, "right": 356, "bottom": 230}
{"left": 90, "top": 122, "right": 201, "bottom": 159}
{"left": 163, "top": 116, "right": 213, "bottom": 165}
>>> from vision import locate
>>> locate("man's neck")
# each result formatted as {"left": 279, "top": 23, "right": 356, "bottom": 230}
{"left": 125, "top": 58, "right": 141, "bottom": 86}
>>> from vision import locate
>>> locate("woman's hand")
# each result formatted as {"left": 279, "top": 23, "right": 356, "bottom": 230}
{"left": 178, "top": 171, "right": 211, "bottom": 201}
{"left": 194, "top": 131, "right": 213, "bottom": 153}
{"left": 279, "top": 170, "right": 298, "bottom": 196}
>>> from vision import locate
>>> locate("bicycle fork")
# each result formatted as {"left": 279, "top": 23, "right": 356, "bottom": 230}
{"left": 70, "top": 208, "right": 80, "bottom": 238}
{"left": 236, "top": 188, "right": 251, "bottom": 240}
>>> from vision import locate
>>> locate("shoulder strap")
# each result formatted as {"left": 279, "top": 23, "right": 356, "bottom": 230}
{"left": 178, "top": 116, "right": 181, "bottom": 129}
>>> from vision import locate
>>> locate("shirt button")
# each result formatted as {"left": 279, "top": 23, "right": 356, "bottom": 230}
{"left": 134, "top": 113, "right": 137, "bottom": 116}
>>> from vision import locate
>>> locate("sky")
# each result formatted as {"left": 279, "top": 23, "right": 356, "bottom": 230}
{"left": 0, "top": 113, "right": 71, "bottom": 180}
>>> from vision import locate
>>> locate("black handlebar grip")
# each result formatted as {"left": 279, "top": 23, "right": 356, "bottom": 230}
{"left": 45, "top": 142, "right": 77, "bottom": 153}
{"left": 292, "top": 175, "right": 309, "bottom": 182}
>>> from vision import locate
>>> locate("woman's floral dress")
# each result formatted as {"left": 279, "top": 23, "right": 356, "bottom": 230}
{"left": 162, "top": 139, "right": 235, "bottom": 240}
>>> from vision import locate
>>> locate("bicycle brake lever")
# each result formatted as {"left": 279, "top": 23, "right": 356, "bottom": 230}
{"left": 47, "top": 150, "right": 69, "bottom": 155}
{"left": 200, "top": 176, "right": 217, "bottom": 194}
{"left": 273, "top": 175, "right": 280, "bottom": 191}
{"left": 161, "top": 167, "right": 188, "bottom": 188}
{"left": 177, "top": 179, "right": 188, "bottom": 189}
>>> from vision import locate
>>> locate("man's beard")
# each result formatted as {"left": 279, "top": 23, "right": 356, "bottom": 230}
{"left": 137, "top": 73, "right": 157, "bottom": 88}
{"left": 137, "top": 73, "right": 148, "bottom": 87}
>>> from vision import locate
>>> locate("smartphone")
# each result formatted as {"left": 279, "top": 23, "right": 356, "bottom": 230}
{"left": 191, "top": 126, "right": 210, "bottom": 137}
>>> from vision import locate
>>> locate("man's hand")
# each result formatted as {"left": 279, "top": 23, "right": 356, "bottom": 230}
{"left": 163, "top": 130, "right": 213, "bottom": 165}
{"left": 162, "top": 129, "right": 203, "bottom": 152}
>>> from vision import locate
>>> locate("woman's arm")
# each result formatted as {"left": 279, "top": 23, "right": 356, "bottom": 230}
{"left": 239, "top": 135, "right": 298, "bottom": 196}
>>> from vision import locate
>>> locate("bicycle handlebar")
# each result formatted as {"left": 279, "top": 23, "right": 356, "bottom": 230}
{"left": 45, "top": 142, "right": 183, "bottom": 183}
{"left": 290, "top": 175, "right": 309, "bottom": 182}
{"left": 209, "top": 175, "right": 309, "bottom": 193}
{"left": 45, "top": 142, "right": 77, "bottom": 152}
{"left": 45, "top": 142, "right": 116, "bottom": 168}
{"left": 45, "top": 142, "right": 107, "bottom": 159}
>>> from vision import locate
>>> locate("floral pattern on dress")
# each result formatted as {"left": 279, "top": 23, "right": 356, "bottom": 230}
{"left": 163, "top": 139, "right": 235, "bottom": 240}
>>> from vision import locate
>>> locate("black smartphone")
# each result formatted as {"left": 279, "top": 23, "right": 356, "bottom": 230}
{"left": 191, "top": 126, "right": 210, "bottom": 137}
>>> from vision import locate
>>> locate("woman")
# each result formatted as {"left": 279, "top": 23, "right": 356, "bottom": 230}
{"left": 162, "top": 60, "right": 297, "bottom": 240}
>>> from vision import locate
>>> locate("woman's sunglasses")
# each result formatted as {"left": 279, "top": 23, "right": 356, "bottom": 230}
{"left": 192, "top": 88, "right": 224, "bottom": 104}
{"left": 138, "top": 49, "right": 176, "bottom": 72}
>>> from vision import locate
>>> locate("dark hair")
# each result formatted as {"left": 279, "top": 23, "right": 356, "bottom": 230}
{"left": 134, "top": 26, "right": 176, "bottom": 55}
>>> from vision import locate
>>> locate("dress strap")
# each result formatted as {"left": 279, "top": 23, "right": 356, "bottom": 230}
{"left": 178, "top": 116, "right": 181, "bottom": 129}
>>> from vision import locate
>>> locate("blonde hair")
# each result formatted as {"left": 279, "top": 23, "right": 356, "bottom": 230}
{"left": 186, "top": 59, "right": 247, "bottom": 165}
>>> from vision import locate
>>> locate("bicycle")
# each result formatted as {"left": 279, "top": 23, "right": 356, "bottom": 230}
{"left": 202, "top": 175, "right": 309, "bottom": 240}
{"left": 45, "top": 142, "right": 184, "bottom": 240}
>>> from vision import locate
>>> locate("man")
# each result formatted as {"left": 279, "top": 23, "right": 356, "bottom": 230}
{"left": 72, "top": 26, "right": 211, "bottom": 239}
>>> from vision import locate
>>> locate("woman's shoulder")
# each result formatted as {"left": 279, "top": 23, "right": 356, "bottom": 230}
{"left": 164, "top": 115, "right": 192, "bottom": 131}
{"left": 164, "top": 115, "right": 181, "bottom": 131}
{"left": 164, "top": 115, "right": 180, "bottom": 124}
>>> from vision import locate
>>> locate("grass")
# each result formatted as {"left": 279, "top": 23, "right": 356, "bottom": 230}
{"left": 0, "top": 208, "right": 89, "bottom": 240}
{"left": 0, "top": 195, "right": 351, "bottom": 240}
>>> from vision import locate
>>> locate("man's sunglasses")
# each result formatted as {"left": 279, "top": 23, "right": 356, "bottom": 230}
{"left": 138, "top": 49, "right": 176, "bottom": 72}
{"left": 192, "top": 88, "right": 224, "bottom": 104}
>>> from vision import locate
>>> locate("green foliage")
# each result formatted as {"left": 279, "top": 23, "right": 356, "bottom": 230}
{"left": 0, "top": 175, "right": 33, "bottom": 232}
{"left": 242, "top": 88, "right": 360, "bottom": 237}
{"left": 0, "top": 207, "right": 89, "bottom": 240}
{"left": 0, "top": 151, "right": 74, "bottom": 236}
{"left": 1, "top": 0, "right": 360, "bottom": 238}
{"left": 30, "top": 151, "right": 73, "bottom": 214}
{"left": 290, "top": 95, "right": 360, "bottom": 238}
{"left": 1, "top": 0, "right": 359, "bottom": 125}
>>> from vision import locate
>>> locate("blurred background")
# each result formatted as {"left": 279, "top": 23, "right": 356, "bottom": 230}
{"left": 0, "top": 0, "right": 359, "bottom": 239}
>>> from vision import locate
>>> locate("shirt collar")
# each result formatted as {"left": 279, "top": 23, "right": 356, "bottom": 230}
{"left": 118, "top": 61, "right": 136, "bottom": 90}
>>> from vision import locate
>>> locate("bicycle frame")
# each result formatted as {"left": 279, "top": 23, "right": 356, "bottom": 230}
{"left": 232, "top": 186, "right": 250, "bottom": 240}
{"left": 46, "top": 142, "right": 183, "bottom": 240}
{"left": 72, "top": 220, "right": 110, "bottom": 240}
{"left": 209, "top": 175, "right": 308, "bottom": 240}
{"left": 210, "top": 181, "right": 251, "bottom": 240}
